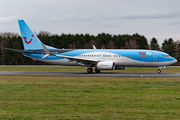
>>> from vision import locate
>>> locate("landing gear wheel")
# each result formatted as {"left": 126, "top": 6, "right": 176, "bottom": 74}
{"left": 95, "top": 67, "right": 100, "bottom": 73}
{"left": 157, "top": 69, "right": 161, "bottom": 74}
{"left": 87, "top": 68, "right": 93, "bottom": 73}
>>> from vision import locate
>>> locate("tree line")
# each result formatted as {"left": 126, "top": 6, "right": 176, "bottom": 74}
{"left": 0, "top": 31, "right": 179, "bottom": 65}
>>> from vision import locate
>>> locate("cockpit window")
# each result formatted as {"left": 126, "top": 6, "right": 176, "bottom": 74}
{"left": 162, "top": 55, "right": 170, "bottom": 57}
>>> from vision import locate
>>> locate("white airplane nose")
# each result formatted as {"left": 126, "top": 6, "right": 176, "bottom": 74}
{"left": 174, "top": 59, "right": 177, "bottom": 63}
{"left": 171, "top": 58, "right": 177, "bottom": 64}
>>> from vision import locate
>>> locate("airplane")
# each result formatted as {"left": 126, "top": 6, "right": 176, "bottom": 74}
{"left": 6, "top": 20, "right": 177, "bottom": 73}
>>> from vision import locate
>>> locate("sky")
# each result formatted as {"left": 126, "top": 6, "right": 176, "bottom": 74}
{"left": 1, "top": 0, "right": 180, "bottom": 46}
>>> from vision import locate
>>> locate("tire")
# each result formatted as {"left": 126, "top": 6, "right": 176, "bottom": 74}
{"left": 95, "top": 67, "right": 100, "bottom": 73}
{"left": 87, "top": 68, "right": 93, "bottom": 73}
{"left": 157, "top": 69, "right": 161, "bottom": 74}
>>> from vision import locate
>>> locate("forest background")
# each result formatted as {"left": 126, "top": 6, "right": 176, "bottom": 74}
{"left": 0, "top": 31, "right": 179, "bottom": 65}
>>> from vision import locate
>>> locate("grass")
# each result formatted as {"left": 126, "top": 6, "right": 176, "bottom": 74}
{"left": 0, "top": 65, "right": 180, "bottom": 73}
{"left": 0, "top": 76, "right": 180, "bottom": 119}
{"left": 0, "top": 66, "right": 180, "bottom": 119}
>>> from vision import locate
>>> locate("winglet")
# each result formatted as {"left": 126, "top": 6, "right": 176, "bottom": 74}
{"left": 92, "top": 45, "right": 96, "bottom": 49}
{"left": 41, "top": 42, "right": 53, "bottom": 59}
{"left": 41, "top": 42, "right": 50, "bottom": 54}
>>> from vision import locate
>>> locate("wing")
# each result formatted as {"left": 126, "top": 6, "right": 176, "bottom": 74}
{"left": 41, "top": 42, "right": 98, "bottom": 65}
{"left": 56, "top": 54, "right": 98, "bottom": 65}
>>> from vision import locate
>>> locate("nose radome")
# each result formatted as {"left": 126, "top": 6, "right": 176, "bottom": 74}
{"left": 175, "top": 59, "right": 177, "bottom": 63}
{"left": 171, "top": 58, "right": 177, "bottom": 64}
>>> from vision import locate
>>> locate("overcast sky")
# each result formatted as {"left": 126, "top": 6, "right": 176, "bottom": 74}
{"left": 1, "top": 0, "right": 180, "bottom": 45}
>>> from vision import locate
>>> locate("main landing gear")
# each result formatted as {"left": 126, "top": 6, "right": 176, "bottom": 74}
{"left": 87, "top": 68, "right": 93, "bottom": 73}
{"left": 87, "top": 67, "right": 101, "bottom": 73}
{"left": 95, "top": 67, "right": 100, "bottom": 73}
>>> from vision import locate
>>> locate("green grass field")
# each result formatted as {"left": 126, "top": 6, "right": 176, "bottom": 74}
{"left": 0, "top": 76, "right": 180, "bottom": 119}
{"left": 0, "top": 66, "right": 180, "bottom": 119}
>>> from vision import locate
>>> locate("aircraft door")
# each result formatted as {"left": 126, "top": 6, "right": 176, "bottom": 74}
{"left": 41, "top": 52, "right": 45, "bottom": 59}
{"left": 153, "top": 53, "right": 158, "bottom": 61}
{"left": 98, "top": 54, "right": 106, "bottom": 60}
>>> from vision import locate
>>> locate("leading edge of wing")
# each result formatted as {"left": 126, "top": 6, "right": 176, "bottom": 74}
{"left": 55, "top": 54, "right": 98, "bottom": 63}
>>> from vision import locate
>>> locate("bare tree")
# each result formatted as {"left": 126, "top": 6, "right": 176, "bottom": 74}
{"left": 106, "top": 41, "right": 116, "bottom": 49}
{"left": 0, "top": 32, "right": 19, "bottom": 38}
{"left": 39, "top": 31, "right": 51, "bottom": 36}
{"left": 69, "top": 43, "right": 76, "bottom": 49}
{"left": 121, "top": 40, "right": 139, "bottom": 49}
{"left": 83, "top": 40, "right": 97, "bottom": 49}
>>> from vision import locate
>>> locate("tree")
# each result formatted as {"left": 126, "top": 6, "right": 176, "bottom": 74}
{"left": 150, "top": 37, "right": 160, "bottom": 50}
{"left": 0, "top": 36, "right": 4, "bottom": 64}
{"left": 112, "top": 35, "right": 123, "bottom": 49}
{"left": 106, "top": 41, "right": 116, "bottom": 49}
{"left": 3, "top": 31, "right": 178, "bottom": 65}
{"left": 161, "top": 38, "right": 176, "bottom": 57}
{"left": 121, "top": 40, "right": 139, "bottom": 49}
{"left": 38, "top": 31, "right": 51, "bottom": 36}
{"left": 132, "top": 33, "right": 148, "bottom": 49}
{"left": 177, "top": 41, "right": 180, "bottom": 62}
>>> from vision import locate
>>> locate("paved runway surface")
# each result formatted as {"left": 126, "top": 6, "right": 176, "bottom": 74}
{"left": 0, "top": 71, "right": 180, "bottom": 77}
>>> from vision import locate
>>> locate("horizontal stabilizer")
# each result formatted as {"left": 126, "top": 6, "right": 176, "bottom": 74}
{"left": 5, "top": 48, "right": 34, "bottom": 53}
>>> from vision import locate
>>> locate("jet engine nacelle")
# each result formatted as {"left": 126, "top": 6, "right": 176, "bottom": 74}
{"left": 97, "top": 61, "right": 115, "bottom": 70}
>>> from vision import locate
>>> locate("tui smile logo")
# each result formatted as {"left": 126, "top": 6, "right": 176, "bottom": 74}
{"left": 23, "top": 34, "right": 34, "bottom": 44}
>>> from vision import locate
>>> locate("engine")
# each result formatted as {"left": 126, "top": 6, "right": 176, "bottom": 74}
{"left": 97, "top": 61, "right": 115, "bottom": 70}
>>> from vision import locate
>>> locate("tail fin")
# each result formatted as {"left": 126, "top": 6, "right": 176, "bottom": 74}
{"left": 18, "top": 20, "right": 44, "bottom": 50}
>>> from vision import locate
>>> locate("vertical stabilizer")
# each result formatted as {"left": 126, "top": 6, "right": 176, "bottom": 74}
{"left": 18, "top": 20, "right": 43, "bottom": 50}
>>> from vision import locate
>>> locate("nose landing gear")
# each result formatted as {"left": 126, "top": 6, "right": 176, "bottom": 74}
{"left": 157, "top": 69, "right": 161, "bottom": 74}
{"left": 157, "top": 66, "right": 167, "bottom": 74}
